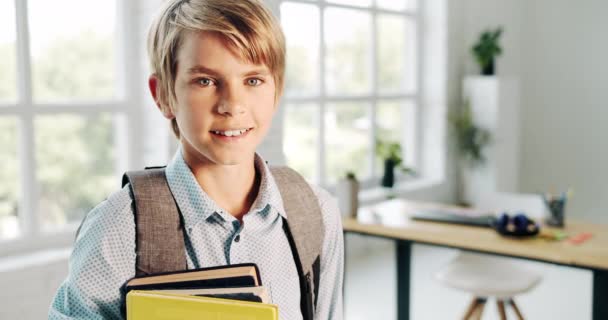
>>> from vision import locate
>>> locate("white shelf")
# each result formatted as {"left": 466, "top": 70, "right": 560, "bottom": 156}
{"left": 461, "top": 76, "right": 521, "bottom": 206}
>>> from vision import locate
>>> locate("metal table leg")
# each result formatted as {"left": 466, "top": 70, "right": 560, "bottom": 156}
{"left": 397, "top": 240, "right": 412, "bottom": 320}
{"left": 593, "top": 269, "right": 608, "bottom": 320}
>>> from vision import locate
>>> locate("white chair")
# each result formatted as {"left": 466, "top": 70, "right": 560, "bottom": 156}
{"left": 435, "top": 193, "right": 545, "bottom": 320}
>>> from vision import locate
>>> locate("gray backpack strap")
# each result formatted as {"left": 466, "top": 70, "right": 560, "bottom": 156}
{"left": 270, "top": 166, "right": 324, "bottom": 319}
{"left": 122, "top": 168, "right": 187, "bottom": 276}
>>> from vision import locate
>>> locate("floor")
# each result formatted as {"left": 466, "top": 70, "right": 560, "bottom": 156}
{"left": 344, "top": 233, "right": 592, "bottom": 320}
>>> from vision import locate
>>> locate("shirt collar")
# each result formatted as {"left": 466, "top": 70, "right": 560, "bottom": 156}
{"left": 165, "top": 148, "right": 287, "bottom": 229}
{"left": 252, "top": 153, "right": 287, "bottom": 219}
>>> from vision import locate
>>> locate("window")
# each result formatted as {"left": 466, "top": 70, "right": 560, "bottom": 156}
{"left": 0, "top": 0, "right": 131, "bottom": 245}
{"left": 280, "top": 0, "right": 419, "bottom": 187}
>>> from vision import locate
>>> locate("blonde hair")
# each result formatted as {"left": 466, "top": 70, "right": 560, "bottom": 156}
{"left": 147, "top": 0, "right": 286, "bottom": 138}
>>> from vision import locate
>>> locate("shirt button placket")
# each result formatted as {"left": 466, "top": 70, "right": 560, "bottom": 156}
{"left": 230, "top": 220, "right": 245, "bottom": 263}
{"left": 232, "top": 232, "right": 250, "bottom": 263}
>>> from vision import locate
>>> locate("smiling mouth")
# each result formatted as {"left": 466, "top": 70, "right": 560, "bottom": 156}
{"left": 210, "top": 127, "right": 253, "bottom": 137}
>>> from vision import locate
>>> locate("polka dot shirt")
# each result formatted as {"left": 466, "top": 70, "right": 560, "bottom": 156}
{"left": 48, "top": 150, "right": 344, "bottom": 320}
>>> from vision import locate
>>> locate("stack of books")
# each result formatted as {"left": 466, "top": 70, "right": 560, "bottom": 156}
{"left": 124, "top": 263, "right": 277, "bottom": 320}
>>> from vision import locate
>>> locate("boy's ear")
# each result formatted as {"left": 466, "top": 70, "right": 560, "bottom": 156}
{"left": 148, "top": 74, "right": 175, "bottom": 119}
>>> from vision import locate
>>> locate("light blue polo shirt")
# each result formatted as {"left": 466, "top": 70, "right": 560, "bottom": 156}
{"left": 48, "top": 148, "right": 344, "bottom": 320}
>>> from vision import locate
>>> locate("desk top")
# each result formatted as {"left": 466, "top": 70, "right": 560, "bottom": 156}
{"left": 343, "top": 199, "right": 608, "bottom": 271}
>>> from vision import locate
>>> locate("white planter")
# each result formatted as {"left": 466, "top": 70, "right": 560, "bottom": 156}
{"left": 336, "top": 178, "right": 359, "bottom": 218}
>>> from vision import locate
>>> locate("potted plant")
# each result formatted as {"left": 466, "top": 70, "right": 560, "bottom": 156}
{"left": 449, "top": 99, "right": 492, "bottom": 206}
{"left": 448, "top": 100, "right": 491, "bottom": 166}
{"left": 376, "top": 140, "right": 413, "bottom": 188}
{"left": 336, "top": 171, "right": 359, "bottom": 218}
{"left": 472, "top": 27, "right": 503, "bottom": 75}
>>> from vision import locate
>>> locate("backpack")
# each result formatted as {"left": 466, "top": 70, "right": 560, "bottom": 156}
{"left": 122, "top": 166, "right": 325, "bottom": 320}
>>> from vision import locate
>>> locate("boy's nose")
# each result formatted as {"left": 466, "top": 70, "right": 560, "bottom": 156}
{"left": 217, "top": 100, "right": 246, "bottom": 115}
{"left": 217, "top": 87, "right": 246, "bottom": 116}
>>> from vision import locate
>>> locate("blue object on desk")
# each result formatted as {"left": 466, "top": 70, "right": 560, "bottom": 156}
{"left": 493, "top": 212, "right": 540, "bottom": 237}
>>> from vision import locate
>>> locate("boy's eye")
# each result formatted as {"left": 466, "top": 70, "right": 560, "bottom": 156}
{"left": 247, "top": 78, "right": 263, "bottom": 86}
{"left": 197, "top": 78, "right": 215, "bottom": 86}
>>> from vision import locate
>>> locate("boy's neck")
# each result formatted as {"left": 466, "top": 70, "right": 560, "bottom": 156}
{"left": 184, "top": 153, "right": 261, "bottom": 222}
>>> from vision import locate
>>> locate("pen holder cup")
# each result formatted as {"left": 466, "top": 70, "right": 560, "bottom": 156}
{"left": 544, "top": 198, "right": 565, "bottom": 227}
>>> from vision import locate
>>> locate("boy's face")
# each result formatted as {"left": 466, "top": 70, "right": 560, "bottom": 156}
{"left": 161, "top": 31, "right": 277, "bottom": 167}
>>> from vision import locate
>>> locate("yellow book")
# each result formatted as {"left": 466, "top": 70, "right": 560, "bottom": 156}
{"left": 127, "top": 290, "right": 278, "bottom": 320}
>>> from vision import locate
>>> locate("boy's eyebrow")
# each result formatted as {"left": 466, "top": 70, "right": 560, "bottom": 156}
{"left": 187, "top": 65, "right": 221, "bottom": 76}
{"left": 187, "top": 65, "right": 270, "bottom": 77}
{"left": 242, "top": 68, "right": 271, "bottom": 77}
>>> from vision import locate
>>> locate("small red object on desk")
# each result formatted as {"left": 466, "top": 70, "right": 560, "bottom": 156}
{"left": 568, "top": 232, "right": 593, "bottom": 245}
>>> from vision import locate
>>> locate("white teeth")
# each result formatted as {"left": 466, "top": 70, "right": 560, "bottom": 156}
{"left": 213, "top": 128, "right": 250, "bottom": 137}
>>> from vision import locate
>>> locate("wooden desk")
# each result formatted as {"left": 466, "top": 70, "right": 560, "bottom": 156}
{"left": 343, "top": 199, "right": 608, "bottom": 320}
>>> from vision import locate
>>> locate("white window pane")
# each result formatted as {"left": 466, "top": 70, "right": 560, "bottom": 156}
{"left": 325, "top": 102, "right": 370, "bottom": 184}
{"left": 283, "top": 103, "right": 319, "bottom": 183}
{"left": 324, "top": 8, "right": 372, "bottom": 95}
{"left": 376, "top": 0, "right": 417, "bottom": 11}
{"left": 375, "top": 100, "right": 416, "bottom": 177}
{"left": 377, "top": 15, "right": 403, "bottom": 93}
{"left": 29, "top": 0, "right": 117, "bottom": 102}
{"left": 378, "top": 15, "right": 417, "bottom": 94}
{"left": 377, "top": 101, "right": 403, "bottom": 143}
{"left": 403, "top": 18, "right": 418, "bottom": 93}
{"left": 281, "top": 3, "right": 320, "bottom": 97}
{"left": 327, "top": 0, "right": 372, "bottom": 8}
{"left": 0, "top": 117, "right": 20, "bottom": 240}
{"left": 35, "top": 113, "right": 118, "bottom": 231}
{"left": 0, "top": 0, "right": 17, "bottom": 102}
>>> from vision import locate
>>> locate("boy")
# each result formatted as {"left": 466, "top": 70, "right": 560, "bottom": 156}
{"left": 48, "top": 0, "right": 344, "bottom": 319}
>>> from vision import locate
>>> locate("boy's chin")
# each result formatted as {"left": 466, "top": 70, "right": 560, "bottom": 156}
{"left": 180, "top": 139, "right": 257, "bottom": 167}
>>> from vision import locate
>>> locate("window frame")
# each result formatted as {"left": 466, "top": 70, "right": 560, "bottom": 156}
{"left": 0, "top": 0, "right": 141, "bottom": 256}
{"left": 278, "top": 0, "right": 424, "bottom": 188}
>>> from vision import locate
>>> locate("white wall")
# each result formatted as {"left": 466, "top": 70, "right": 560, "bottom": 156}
{"left": 0, "top": 250, "right": 69, "bottom": 319}
{"left": 518, "top": 0, "right": 608, "bottom": 223}
{"left": 461, "top": 0, "right": 608, "bottom": 223}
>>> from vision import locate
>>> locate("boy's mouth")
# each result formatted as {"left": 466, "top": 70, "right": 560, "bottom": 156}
{"left": 210, "top": 127, "right": 253, "bottom": 137}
